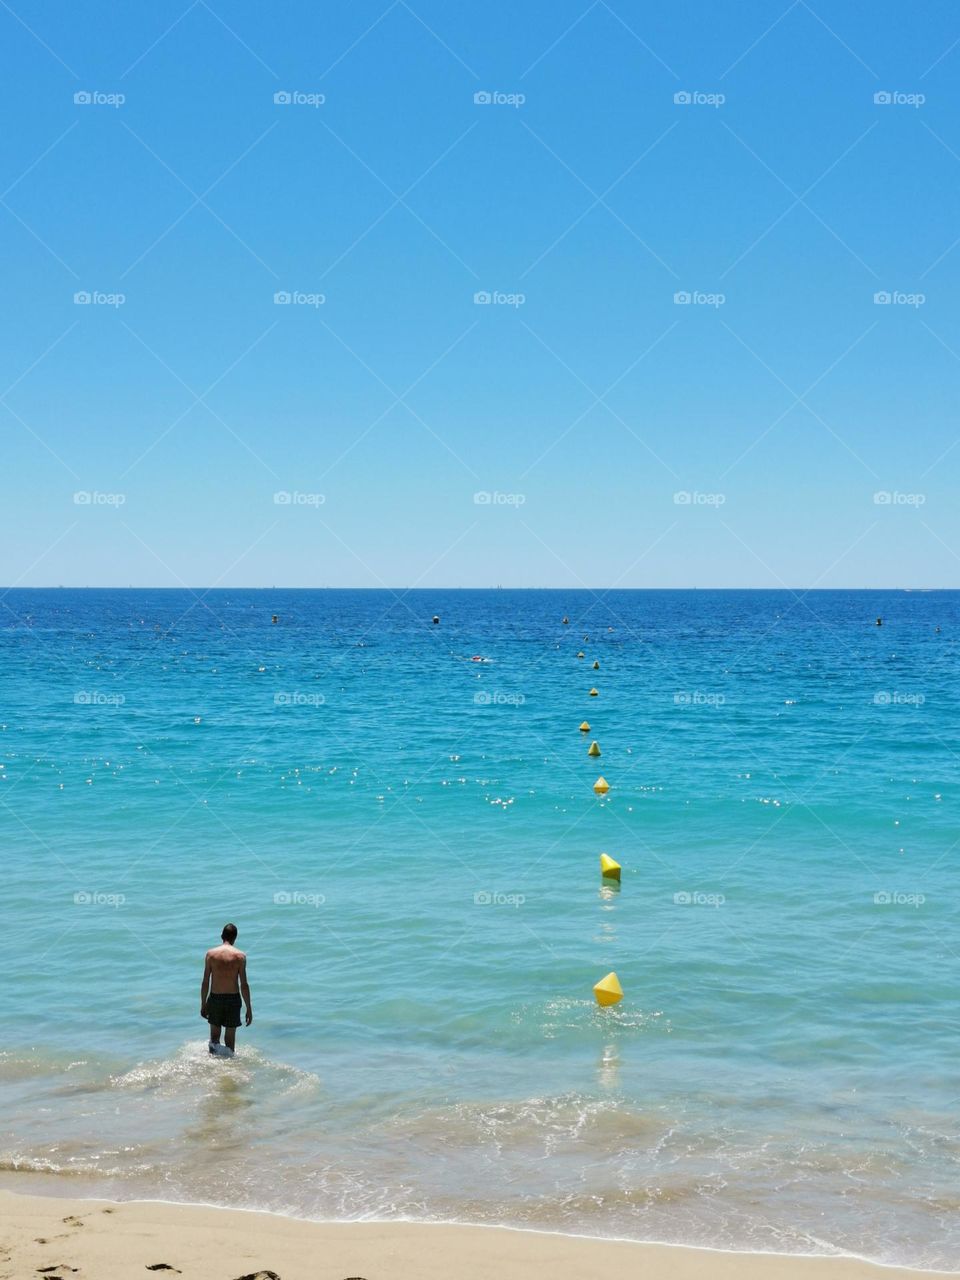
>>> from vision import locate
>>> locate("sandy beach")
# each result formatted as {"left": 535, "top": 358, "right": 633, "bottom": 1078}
{"left": 0, "top": 1191, "right": 947, "bottom": 1280}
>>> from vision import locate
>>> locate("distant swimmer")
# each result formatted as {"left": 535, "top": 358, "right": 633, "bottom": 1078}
{"left": 200, "top": 923, "right": 252, "bottom": 1056}
{"left": 432, "top": 615, "right": 440, "bottom": 624}
{"left": 876, "top": 617, "right": 883, "bottom": 627}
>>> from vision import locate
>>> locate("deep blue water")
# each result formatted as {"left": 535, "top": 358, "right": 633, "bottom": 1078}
{"left": 0, "top": 588, "right": 958, "bottom": 1267}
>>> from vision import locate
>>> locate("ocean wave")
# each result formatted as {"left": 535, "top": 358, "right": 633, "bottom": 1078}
{"left": 110, "top": 1042, "right": 321, "bottom": 1095}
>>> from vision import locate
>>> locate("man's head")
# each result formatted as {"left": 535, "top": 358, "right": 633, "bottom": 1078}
{"left": 221, "top": 922, "right": 238, "bottom": 944}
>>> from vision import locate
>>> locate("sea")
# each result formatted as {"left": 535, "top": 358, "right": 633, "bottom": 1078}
{"left": 0, "top": 588, "right": 957, "bottom": 1270}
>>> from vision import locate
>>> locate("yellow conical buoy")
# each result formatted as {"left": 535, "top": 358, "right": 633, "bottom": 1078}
{"left": 600, "top": 853, "right": 621, "bottom": 881}
{"left": 576, "top": 651, "right": 585, "bottom": 659}
{"left": 593, "top": 776, "right": 609, "bottom": 794}
{"left": 587, "top": 740, "right": 600, "bottom": 757}
{"left": 579, "top": 721, "right": 591, "bottom": 732}
{"left": 593, "top": 971, "right": 623, "bottom": 1006}
{"left": 589, "top": 687, "right": 599, "bottom": 697}
{"left": 592, "top": 660, "right": 599, "bottom": 670}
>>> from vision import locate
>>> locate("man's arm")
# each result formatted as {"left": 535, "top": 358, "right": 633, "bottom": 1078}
{"left": 239, "top": 955, "right": 253, "bottom": 1026}
{"left": 200, "top": 953, "right": 211, "bottom": 1018}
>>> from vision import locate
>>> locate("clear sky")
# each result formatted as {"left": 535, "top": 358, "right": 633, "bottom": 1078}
{"left": 2, "top": 0, "right": 959, "bottom": 587}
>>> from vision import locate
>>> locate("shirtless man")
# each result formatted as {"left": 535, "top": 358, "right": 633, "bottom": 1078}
{"left": 200, "top": 923, "right": 252, "bottom": 1055}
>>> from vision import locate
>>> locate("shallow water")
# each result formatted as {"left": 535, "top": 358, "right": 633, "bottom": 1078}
{"left": 1, "top": 588, "right": 958, "bottom": 1267}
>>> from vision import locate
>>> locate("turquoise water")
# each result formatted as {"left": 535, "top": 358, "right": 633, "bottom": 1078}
{"left": 1, "top": 588, "right": 958, "bottom": 1268}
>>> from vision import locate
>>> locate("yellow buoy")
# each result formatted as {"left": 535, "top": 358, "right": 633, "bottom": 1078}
{"left": 589, "top": 687, "right": 599, "bottom": 697}
{"left": 592, "top": 660, "right": 599, "bottom": 670}
{"left": 593, "top": 776, "right": 609, "bottom": 794}
{"left": 579, "top": 721, "right": 591, "bottom": 732}
{"left": 576, "top": 651, "right": 585, "bottom": 659}
{"left": 587, "top": 740, "right": 600, "bottom": 757}
{"left": 600, "top": 853, "right": 621, "bottom": 881}
{"left": 593, "top": 971, "right": 623, "bottom": 1007}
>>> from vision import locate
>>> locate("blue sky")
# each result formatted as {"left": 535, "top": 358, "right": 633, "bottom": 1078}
{"left": 2, "top": 0, "right": 959, "bottom": 587}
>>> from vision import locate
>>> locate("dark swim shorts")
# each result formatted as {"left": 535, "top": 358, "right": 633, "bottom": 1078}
{"left": 206, "top": 993, "right": 242, "bottom": 1028}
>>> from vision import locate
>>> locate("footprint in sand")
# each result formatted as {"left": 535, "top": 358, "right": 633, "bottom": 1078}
{"left": 146, "top": 1267, "right": 181, "bottom": 1274}
{"left": 233, "top": 1272, "right": 282, "bottom": 1280}
{"left": 37, "top": 1268, "right": 78, "bottom": 1275}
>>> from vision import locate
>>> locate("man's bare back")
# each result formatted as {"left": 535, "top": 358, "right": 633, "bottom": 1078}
{"left": 206, "top": 943, "right": 245, "bottom": 993}
{"left": 201, "top": 923, "right": 252, "bottom": 1055}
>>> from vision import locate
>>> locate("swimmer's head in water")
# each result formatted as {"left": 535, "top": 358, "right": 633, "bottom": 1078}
{"left": 222, "top": 922, "right": 238, "bottom": 943}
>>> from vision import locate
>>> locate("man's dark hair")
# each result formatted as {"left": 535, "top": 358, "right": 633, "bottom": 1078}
{"left": 222, "top": 922, "right": 238, "bottom": 943}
